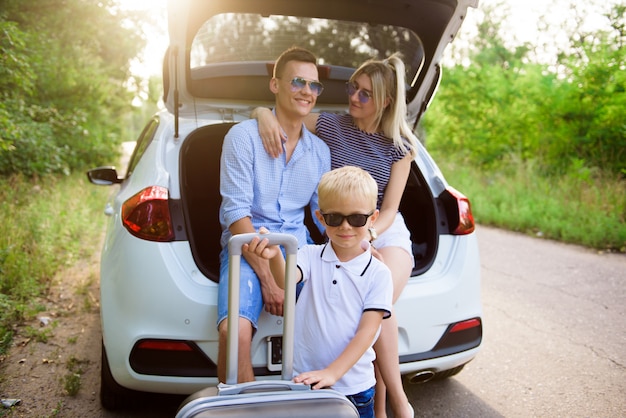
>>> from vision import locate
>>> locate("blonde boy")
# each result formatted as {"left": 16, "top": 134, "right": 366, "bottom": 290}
{"left": 246, "top": 166, "right": 393, "bottom": 418}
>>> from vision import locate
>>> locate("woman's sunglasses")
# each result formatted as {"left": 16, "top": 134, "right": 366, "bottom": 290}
{"left": 287, "top": 77, "right": 324, "bottom": 96}
{"left": 321, "top": 211, "right": 374, "bottom": 227}
{"left": 345, "top": 82, "right": 373, "bottom": 104}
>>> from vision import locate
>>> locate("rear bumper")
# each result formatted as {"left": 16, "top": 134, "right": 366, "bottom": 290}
{"left": 401, "top": 317, "right": 482, "bottom": 364}
{"left": 399, "top": 346, "right": 481, "bottom": 377}
{"left": 101, "top": 231, "right": 482, "bottom": 395}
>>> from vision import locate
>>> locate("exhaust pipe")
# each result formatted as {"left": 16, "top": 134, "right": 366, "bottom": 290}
{"left": 405, "top": 370, "right": 436, "bottom": 384}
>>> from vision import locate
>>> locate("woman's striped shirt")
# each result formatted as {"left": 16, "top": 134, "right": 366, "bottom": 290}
{"left": 316, "top": 112, "right": 408, "bottom": 208}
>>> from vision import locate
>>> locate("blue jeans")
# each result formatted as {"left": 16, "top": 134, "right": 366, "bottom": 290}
{"left": 217, "top": 246, "right": 289, "bottom": 328}
{"left": 346, "top": 386, "right": 375, "bottom": 418}
{"left": 216, "top": 247, "right": 265, "bottom": 328}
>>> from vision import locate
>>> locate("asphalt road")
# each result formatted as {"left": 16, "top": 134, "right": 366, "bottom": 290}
{"left": 404, "top": 225, "right": 626, "bottom": 417}
{"left": 101, "top": 225, "right": 626, "bottom": 417}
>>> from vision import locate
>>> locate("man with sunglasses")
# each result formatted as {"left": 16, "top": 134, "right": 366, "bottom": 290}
{"left": 217, "top": 47, "right": 330, "bottom": 384}
{"left": 245, "top": 166, "right": 393, "bottom": 418}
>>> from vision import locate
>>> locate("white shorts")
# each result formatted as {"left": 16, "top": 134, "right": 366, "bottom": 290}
{"left": 371, "top": 212, "right": 414, "bottom": 267}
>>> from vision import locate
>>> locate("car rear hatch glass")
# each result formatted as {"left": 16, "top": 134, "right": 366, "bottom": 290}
{"left": 165, "top": 0, "right": 479, "bottom": 120}
{"left": 186, "top": 14, "right": 423, "bottom": 108}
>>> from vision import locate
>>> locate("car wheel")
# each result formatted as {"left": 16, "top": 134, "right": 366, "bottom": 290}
{"left": 100, "top": 341, "right": 135, "bottom": 410}
{"left": 431, "top": 364, "right": 465, "bottom": 381}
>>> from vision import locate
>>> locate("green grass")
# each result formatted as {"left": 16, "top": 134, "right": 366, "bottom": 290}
{"left": 62, "top": 354, "right": 89, "bottom": 396}
{"left": 0, "top": 172, "right": 109, "bottom": 354}
{"left": 434, "top": 154, "right": 626, "bottom": 252}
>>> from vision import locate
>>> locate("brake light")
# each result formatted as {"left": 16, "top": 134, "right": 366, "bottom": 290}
{"left": 449, "top": 318, "right": 482, "bottom": 333}
{"left": 136, "top": 340, "right": 194, "bottom": 352}
{"left": 447, "top": 186, "right": 475, "bottom": 235}
{"left": 122, "top": 186, "right": 175, "bottom": 242}
{"left": 431, "top": 317, "right": 483, "bottom": 352}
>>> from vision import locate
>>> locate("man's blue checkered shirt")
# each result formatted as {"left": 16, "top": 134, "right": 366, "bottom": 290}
{"left": 219, "top": 118, "right": 330, "bottom": 249}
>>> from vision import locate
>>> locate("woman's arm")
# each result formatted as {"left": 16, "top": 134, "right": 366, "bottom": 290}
{"left": 250, "top": 107, "right": 283, "bottom": 158}
{"left": 250, "top": 107, "right": 320, "bottom": 158}
{"left": 374, "top": 154, "right": 411, "bottom": 235}
{"left": 293, "top": 310, "right": 384, "bottom": 389}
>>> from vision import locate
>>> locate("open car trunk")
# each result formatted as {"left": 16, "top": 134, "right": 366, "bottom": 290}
{"left": 179, "top": 123, "right": 440, "bottom": 283}
{"left": 171, "top": 0, "right": 480, "bottom": 282}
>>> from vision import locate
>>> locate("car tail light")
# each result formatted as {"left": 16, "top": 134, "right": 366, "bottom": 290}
{"left": 449, "top": 318, "right": 482, "bottom": 333}
{"left": 122, "top": 186, "right": 175, "bottom": 242}
{"left": 446, "top": 186, "right": 475, "bottom": 235}
{"left": 136, "top": 340, "right": 194, "bottom": 351}
{"left": 431, "top": 317, "right": 482, "bottom": 352}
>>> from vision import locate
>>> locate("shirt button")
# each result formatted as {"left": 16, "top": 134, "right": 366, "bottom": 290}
{"left": 335, "top": 265, "right": 340, "bottom": 269}
{"left": 332, "top": 280, "right": 337, "bottom": 285}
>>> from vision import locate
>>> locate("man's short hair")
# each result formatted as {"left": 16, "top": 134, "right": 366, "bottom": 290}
{"left": 273, "top": 46, "right": 318, "bottom": 79}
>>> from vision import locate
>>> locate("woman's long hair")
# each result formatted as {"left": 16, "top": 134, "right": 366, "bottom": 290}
{"left": 350, "top": 53, "right": 419, "bottom": 157}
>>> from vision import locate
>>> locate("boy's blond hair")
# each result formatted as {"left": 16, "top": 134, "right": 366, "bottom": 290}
{"left": 318, "top": 166, "right": 378, "bottom": 211}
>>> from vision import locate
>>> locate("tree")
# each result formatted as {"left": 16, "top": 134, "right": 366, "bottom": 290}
{"left": 422, "top": 2, "right": 626, "bottom": 176}
{"left": 0, "top": 0, "right": 146, "bottom": 176}
{"left": 551, "top": 3, "right": 626, "bottom": 174}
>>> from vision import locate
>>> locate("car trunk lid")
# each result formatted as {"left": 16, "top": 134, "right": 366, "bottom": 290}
{"left": 164, "top": 0, "right": 478, "bottom": 134}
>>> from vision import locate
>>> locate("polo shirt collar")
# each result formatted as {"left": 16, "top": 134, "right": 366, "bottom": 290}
{"left": 320, "top": 242, "right": 373, "bottom": 276}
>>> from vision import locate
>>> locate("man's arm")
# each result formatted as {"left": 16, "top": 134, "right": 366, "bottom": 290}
{"left": 220, "top": 125, "right": 285, "bottom": 317}
{"left": 293, "top": 310, "right": 384, "bottom": 389}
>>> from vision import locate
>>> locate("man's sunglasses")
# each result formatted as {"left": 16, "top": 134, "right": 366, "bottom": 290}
{"left": 345, "top": 82, "right": 373, "bottom": 104}
{"left": 321, "top": 211, "right": 374, "bottom": 227}
{"left": 287, "top": 77, "right": 324, "bottom": 96}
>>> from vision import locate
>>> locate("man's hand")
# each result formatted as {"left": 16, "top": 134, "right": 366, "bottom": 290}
{"left": 259, "top": 277, "right": 284, "bottom": 317}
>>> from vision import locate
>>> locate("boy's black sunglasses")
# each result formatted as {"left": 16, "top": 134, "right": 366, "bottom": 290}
{"left": 321, "top": 211, "right": 374, "bottom": 227}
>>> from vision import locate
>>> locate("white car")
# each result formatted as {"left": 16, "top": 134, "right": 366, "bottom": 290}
{"left": 88, "top": 0, "right": 482, "bottom": 410}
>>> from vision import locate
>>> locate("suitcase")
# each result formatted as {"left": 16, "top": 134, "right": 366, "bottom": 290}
{"left": 175, "top": 232, "right": 359, "bottom": 418}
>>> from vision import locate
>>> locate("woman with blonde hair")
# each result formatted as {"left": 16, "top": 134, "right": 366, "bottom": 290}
{"left": 254, "top": 53, "right": 417, "bottom": 418}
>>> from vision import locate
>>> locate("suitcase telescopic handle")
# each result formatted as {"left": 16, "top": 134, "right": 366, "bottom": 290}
{"left": 228, "top": 232, "right": 298, "bottom": 256}
{"left": 226, "top": 233, "right": 299, "bottom": 384}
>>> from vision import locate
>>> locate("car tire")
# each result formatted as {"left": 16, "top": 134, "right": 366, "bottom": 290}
{"left": 100, "top": 341, "right": 136, "bottom": 410}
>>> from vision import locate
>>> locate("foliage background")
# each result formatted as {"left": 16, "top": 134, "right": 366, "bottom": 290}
{"left": 0, "top": 0, "right": 149, "bottom": 176}
{"left": 0, "top": 0, "right": 161, "bottom": 355}
{"left": 421, "top": 2, "right": 626, "bottom": 251}
{"left": 423, "top": 2, "right": 626, "bottom": 176}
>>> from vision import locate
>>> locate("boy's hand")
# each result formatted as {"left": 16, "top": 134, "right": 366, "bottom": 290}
{"left": 293, "top": 368, "right": 338, "bottom": 390}
{"left": 243, "top": 227, "right": 281, "bottom": 259}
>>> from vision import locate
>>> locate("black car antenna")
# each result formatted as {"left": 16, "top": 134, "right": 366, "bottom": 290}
{"left": 173, "top": 46, "right": 179, "bottom": 139}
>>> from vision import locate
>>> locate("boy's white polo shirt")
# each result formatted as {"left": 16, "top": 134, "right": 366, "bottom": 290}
{"left": 293, "top": 242, "right": 393, "bottom": 396}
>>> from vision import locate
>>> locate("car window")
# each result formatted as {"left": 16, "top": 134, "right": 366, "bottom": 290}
{"left": 190, "top": 13, "right": 423, "bottom": 85}
{"left": 125, "top": 117, "right": 159, "bottom": 179}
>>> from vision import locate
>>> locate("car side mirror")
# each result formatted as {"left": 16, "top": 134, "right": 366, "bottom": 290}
{"left": 87, "top": 167, "right": 123, "bottom": 185}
